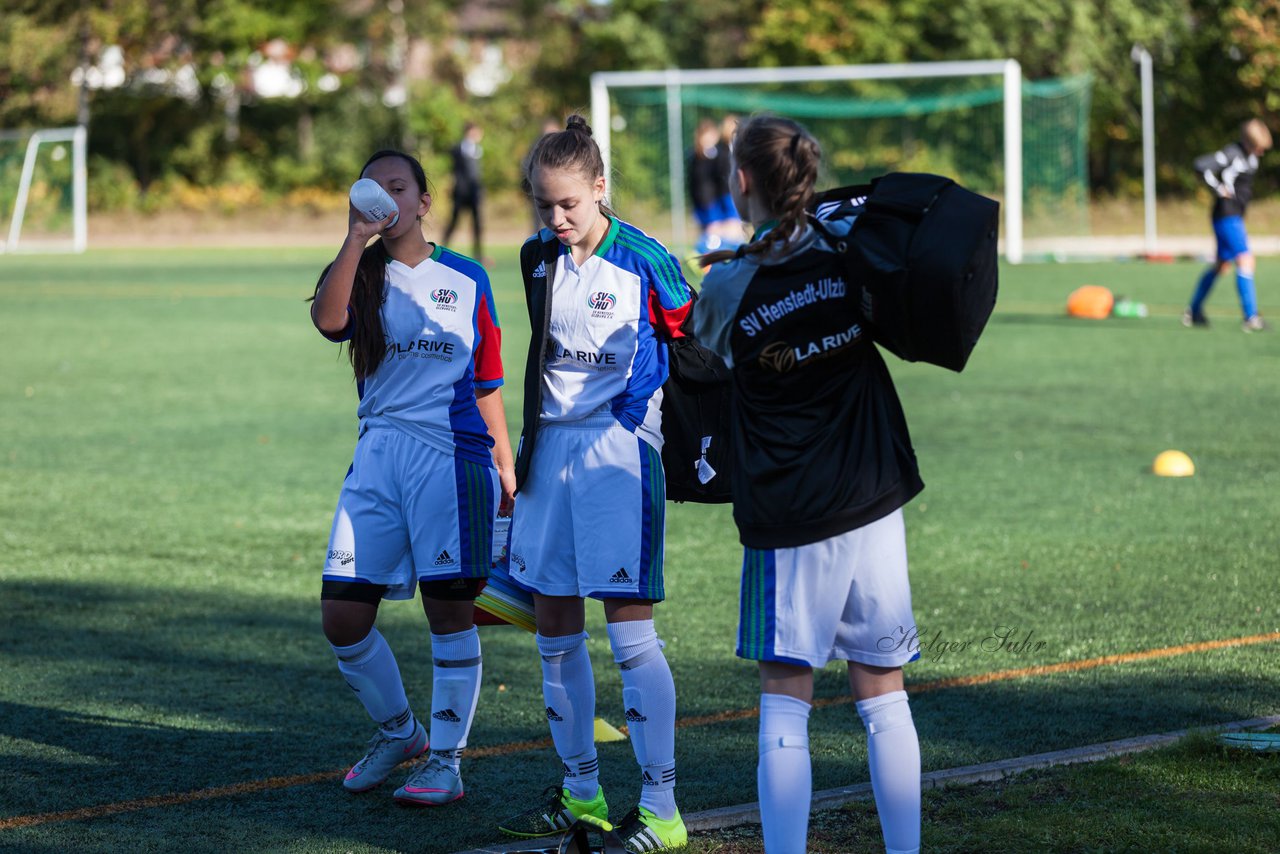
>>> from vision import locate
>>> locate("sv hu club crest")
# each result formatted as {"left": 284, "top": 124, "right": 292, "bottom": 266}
{"left": 431, "top": 288, "right": 458, "bottom": 305}
{"left": 588, "top": 291, "right": 617, "bottom": 311}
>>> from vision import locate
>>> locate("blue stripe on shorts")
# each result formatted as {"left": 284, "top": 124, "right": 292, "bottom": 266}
{"left": 453, "top": 455, "right": 495, "bottom": 578}
{"left": 636, "top": 437, "right": 666, "bottom": 601}
{"left": 738, "top": 548, "right": 776, "bottom": 661}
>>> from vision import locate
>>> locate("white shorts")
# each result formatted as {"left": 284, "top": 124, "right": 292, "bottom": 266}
{"left": 322, "top": 426, "right": 499, "bottom": 600}
{"left": 737, "top": 508, "right": 918, "bottom": 668}
{"left": 508, "top": 414, "right": 666, "bottom": 600}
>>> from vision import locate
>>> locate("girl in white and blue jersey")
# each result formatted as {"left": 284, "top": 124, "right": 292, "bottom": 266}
{"left": 495, "top": 116, "right": 692, "bottom": 853}
{"left": 311, "top": 150, "right": 515, "bottom": 807}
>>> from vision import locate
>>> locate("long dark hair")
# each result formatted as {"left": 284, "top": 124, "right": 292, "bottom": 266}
{"left": 701, "top": 115, "right": 820, "bottom": 266}
{"left": 522, "top": 114, "right": 617, "bottom": 218}
{"left": 312, "top": 149, "right": 430, "bottom": 380}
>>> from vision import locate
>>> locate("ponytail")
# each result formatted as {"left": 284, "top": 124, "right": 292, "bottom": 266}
{"left": 701, "top": 116, "right": 820, "bottom": 266}
{"left": 312, "top": 239, "right": 390, "bottom": 380}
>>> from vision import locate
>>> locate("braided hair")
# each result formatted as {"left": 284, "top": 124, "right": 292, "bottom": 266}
{"left": 701, "top": 115, "right": 821, "bottom": 266}
{"left": 311, "top": 149, "right": 430, "bottom": 380}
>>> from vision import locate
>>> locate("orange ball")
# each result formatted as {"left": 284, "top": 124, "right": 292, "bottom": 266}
{"left": 1066, "top": 285, "right": 1115, "bottom": 319}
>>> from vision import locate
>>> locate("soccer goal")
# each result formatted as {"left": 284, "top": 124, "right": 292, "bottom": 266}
{"left": 591, "top": 62, "right": 1093, "bottom": 264}
{"left": 0, "top": 126, "right": 88, "bottom": 255}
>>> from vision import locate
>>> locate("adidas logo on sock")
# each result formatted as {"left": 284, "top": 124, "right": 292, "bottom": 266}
{"left": 641, "top": 768, "right": 676, "bottom": 786}
{"left": 532, "top": 260, "right": 547, "bottom": 278}
{"left": 609, "top": 567, "right": 631, "bottom": 584}
{"left": 546, "top": 706, "right": 564, "bottom": 722}
{"left": 625, "top": 707, "right": 647, "bottom": 723}
{"left": 434, "top": 549, "right": 455, "bottom": 567}
{"left": 566, "top": 758, "right": 598, "bottom": 777}
{"left": 432, "top": 708, "right": 462, "bottom": 723}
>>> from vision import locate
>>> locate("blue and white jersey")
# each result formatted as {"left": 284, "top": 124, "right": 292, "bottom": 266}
{"left": 538, "top": 218, "right": 692, "bottom": 448}
{"left": 327, "top": 244, "right": 504, "bottom": 466}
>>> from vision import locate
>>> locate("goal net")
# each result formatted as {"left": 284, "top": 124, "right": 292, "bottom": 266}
{"left": 592, "top": 62, "right": 1092, "bottom": 264}
{"left": 0, "top": 126, "right": 88, "bottom": 254}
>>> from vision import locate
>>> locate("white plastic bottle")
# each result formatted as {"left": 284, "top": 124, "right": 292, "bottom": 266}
{"left": 349, "top": 178, "right": 399, "bottom": 228}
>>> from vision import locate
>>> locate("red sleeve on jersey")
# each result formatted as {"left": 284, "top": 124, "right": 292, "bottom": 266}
{"left": 474, "top": 293, "right": 504, "bottom": 387}
{"left": 649, "top": 289, "right": 692, "bottom": 339}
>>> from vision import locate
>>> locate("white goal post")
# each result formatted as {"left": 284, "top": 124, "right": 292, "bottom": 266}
{"left": 0, "top": 125, "right": 88, "bottom": 255}
{"left": 591, "top": 61, "right": 1024, "bottom": 263}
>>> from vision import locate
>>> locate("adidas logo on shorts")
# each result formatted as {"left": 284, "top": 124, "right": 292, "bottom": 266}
{"left": 434, "top": 550, "right": 455, "bottom": 567}
{"left": 625, "top": 707, "right": 647, "bottom": 723}
{"left": 432, "top": 708, "right": 462, "bottom": 723}
{"left": 532, "top": 260, "right": 547, "bottom": 278}
{"left": 546, "top": 706, "right": 564, "bottom": 722}
{"left": 610, "top": 567, "right": 631, "bottom": 584}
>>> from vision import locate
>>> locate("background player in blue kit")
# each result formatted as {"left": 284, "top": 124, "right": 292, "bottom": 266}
{"left": 695, "top": 115, "right": 924, "bottom": 854}
{"left": 310, "top": 150, "right": 515, "bottom": 807}
{"left": 496, "top": 115, "right": 693, "bottom": 853}
{"left": 1184, "top": 118, "right": 1272, "bottom": 332}
{"left": 687, "top": 117, "right": 743, "bottom": 254}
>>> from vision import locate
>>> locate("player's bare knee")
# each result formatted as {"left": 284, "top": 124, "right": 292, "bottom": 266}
{"left": 603, "top": 598, "right": 655, "bottom": 624}
{"left": 321, "top": 581, "right": 383, "bottom": 646}
{"left": 419, "top": 579, "right": 483, "bottom": 633}
{"left": 848, "top": 661, "right": 905, "bottom": 701}
{"left": 534, "top": 595, "right": 587, "bottom": 637}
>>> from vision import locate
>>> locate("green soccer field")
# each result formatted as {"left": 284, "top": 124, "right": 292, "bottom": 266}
{"left": 1, "top": 247, "right": 1278, "bottom": 853}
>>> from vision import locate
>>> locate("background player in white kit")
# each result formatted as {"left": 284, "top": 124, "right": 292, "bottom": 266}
{"left": 496, "top": 116, "right": 693, "bottom": 853}
{"left": 310, "top": 150, "right": 515, "bottom": 807}
{"left": 695, "top": 116, "right": 924, "bottom": 854}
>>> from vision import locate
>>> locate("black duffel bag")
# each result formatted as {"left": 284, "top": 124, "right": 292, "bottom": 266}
{"left": 813, "top": 172, "right": 1000, "bottom": 372}
{"left": 659, "top": 291, "right": 734, "bottom": 505}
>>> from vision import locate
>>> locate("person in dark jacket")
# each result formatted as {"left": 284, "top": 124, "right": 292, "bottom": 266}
{"left": 1183, "top": 118, "right": 1272, "bottom": 332}
{"left": 443, "top": 122, "right": 486, "bottom": 264}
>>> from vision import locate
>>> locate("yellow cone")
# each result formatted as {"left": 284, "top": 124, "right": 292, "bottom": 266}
{"left": 593, "top": 717, "right": 628, "bottom": 742}
{"left": 1153, "top": 450, "right": 1195, "bottom": 477}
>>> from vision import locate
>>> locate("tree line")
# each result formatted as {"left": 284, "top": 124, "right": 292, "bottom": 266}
{"left": 2, "top": 0, "right": 1277, "bottom": 212}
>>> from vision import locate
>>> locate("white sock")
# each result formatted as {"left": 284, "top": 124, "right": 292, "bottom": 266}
{"left": 758, "top": 692, "right": 812, "bottom": 854}
{"left": 428, "top": 626, "right": 482, "bottom": 771}
{"left": 856, "top": 690, "right": 920, "bottom": 854}
{"left": 607, "top": 619, "right": 678, "bottom": 820}
{"left": 331, "top": 628, "right": 416, "bottom": 739}
{"left": 537, "top": 632, "right": 599, "bottom": 800}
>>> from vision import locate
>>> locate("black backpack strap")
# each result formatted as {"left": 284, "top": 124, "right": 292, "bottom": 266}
{"left": 513, "top": 232, "right": 560, "bottom": 491}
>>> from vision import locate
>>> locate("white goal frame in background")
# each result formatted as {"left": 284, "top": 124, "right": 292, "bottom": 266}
{"left": 591, "top": 61, "right": 1024, "bottom": 263}
{"left": 0, "top": 126, "right": 88, "bottom": 255}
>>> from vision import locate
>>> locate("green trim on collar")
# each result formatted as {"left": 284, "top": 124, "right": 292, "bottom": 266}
{"left": 754, "top": 219, "right": 780, "bottom": 238}
{"left": 594, "top": 216, "right": 621, "bottom": 257}
{"left": 428, "top": 242, "right": 443, "bottom": 262}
